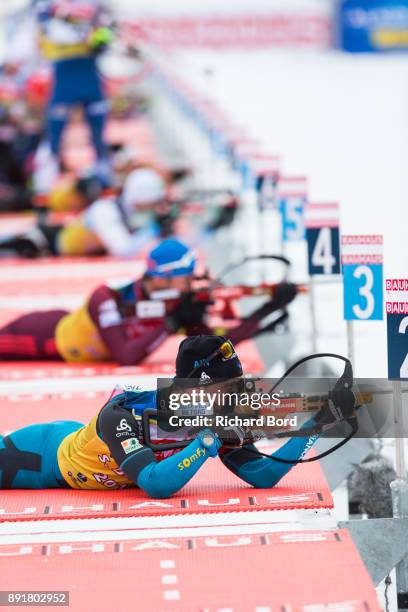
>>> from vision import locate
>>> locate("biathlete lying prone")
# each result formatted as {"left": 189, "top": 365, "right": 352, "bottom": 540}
{"left": 0, "top": 238, "right": 297, "bottom": 364}
{"left": 0, "top": 336, "right": 321, "bottom": 496}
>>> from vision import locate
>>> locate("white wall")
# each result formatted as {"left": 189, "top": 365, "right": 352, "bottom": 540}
{"left": 112, "top": 0, "right": 335, "bottom": 18}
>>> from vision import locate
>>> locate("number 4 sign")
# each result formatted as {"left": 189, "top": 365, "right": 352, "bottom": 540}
{"left": 305, "top": 203, "right": 340, "bottom": 275}
{"left": 341, "top": 235, "right": 383, "bottom": 320}
{"left": 386, "top": 279, "right": 408, "bottom": 380}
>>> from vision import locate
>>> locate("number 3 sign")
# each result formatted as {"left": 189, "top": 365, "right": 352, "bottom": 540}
{"left": 386, "top": 279, "right": 408, "bottom": 380}
{"left": 341, "top": 235, "right": 383, "bottom": 321}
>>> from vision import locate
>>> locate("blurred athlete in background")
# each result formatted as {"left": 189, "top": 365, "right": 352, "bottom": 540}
{"left": 0, "top": 165, "right": 236, "bottom": 258}
{"left": 0, "top": 166, "right": 165, "bottom": 258}
{"left": 33, "top": 0, "right": 114, "bottom": 192}
{"left": 0, "top": 71, "right": 47, "bottom": 211}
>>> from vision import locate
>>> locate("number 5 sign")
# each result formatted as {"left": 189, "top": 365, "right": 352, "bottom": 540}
{"left": 305, "top": 203, "right": 340, "bottom": 275}
{"left": 341, "top": 235, "right": 383, "bottom": 320}
{"left": 386, "top": 279, "right": 408, "bottom": 380}
{"left": 279, "top": 177, "right": 307, "bottom": 241}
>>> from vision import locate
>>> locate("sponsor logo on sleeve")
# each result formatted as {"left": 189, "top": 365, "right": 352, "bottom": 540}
{"left": 121, "top": 438, "right": 143, "bottom": 455}
{"left": 178, "top": 447, "right": 206, "bottom": 470}
{"left": 98, "top": 300, "right": 122, "bottom": 328}
{"left": 115, "top": 418, "right": 135, "bottom": 438}
{"left": 116, "top": 419, "right": 132, "bottom": 432}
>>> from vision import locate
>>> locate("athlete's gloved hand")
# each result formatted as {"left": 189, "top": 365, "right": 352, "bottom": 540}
{"left": 206, "top": 200, "right": 238, "bottom": 232}
{"left": 212, "top": 425, "right": 256, "bottom": 448}
{"left": 165, "top": 293, "right": 212, "bottom": 332}
{"left": 170, "top": 167, "right": 191, "bottom": 183}
{"left": 322, "top": 385, "right": 356, "bottom": 424}
{"left": 247, "top": 282, "right": 298, "bottom": 322}
{"left": 196, "top": 429, "right": 222, "bottom": 457}
{"left": 155, "top": 210, "right": 178, "bottom": 238}
{"left": 89, "top": 27, "right": 114, "bottom": 52}
{"left": 273, "top": 281, "right": 298, "bottom": 308}
{"left": 214, "top": 425, "right": 245, "bottom": 448}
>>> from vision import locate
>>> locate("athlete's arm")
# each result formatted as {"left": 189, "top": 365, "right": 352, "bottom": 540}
{"left": 88, "top": 285, "right": 170, "bottom": 365}
{"left": 34, "top": 1, "right": 53, "bottom": 24}
{"left": 136, "top": 430, "right": 220, "bottom": 498}
{"left": 98, "top": 400, "right": 221, "bottom": 498}
{"left": 226, "top": 282, "right": 298, "bottom": 345}
{"left": 226, "top": 318, "right": 262, "bottom": 345}
{"left": 84, "top": 199, "right": 158, "bottom": 257}
{"left": 219, "top": 428, "right": 318, "bottom": 488}
{"left": 184, "top": 309, "right": 273, "bottom": 343}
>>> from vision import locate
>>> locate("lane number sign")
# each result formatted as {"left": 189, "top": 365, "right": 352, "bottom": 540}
{"left": 386, "top": 279, "right": 408, "bottom": 380}
{"left": 305, "top": 203, "right": 340, "bottom": 276}
{"left": 279, "top": 177, "right": 307, "bottom": 241}
{"left": 342, "top": 235, "right": 383, "bottom": 321}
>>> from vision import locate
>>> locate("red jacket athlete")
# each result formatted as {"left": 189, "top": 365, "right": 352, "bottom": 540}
{"left": 0, "top": 239, "right": 297, "bottom": 364}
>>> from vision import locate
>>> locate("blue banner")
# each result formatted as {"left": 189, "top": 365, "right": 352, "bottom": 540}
{"left": 339, "top": 0, "right": 408, "bottom": 52}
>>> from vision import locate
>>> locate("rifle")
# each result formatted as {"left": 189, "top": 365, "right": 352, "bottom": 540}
{"left": 148, "top": 254, "right": 307, "bottom": 320}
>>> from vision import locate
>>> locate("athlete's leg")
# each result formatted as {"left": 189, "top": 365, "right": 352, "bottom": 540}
{"left": 48, "top": 102, "right": 71, "bottom": 158}
{"left": 0, "top": 235, "right": 43, "bottom": 258}
{"left": 0, "top": 224, "right": 61, "bottom": 258}
{"left": 79, "top": 55, "right": 108, "bottom": 163}
{"left": 37, "top": 224, "right": 64, "bottom": 255}
{"left": 0, "top": 421, "right": 83, "bottom": 489}
{"left": 32, "top": 141, "right": 60, "bottom": 196}
{"left": 84, "top": 99, "right": 109, "bottom": 161}
{"left": 0, "top": 310, "right": 68, "bottom": 360}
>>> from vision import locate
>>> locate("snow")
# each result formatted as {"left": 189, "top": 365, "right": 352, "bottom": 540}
{"left": 160, "top": 47, "right": 408, "bottom": 377}
{"left": 169, "top": 48, "right": 408, "bottom": 273}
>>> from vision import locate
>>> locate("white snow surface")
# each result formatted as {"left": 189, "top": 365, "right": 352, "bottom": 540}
{"left": 170, "top": 48, "right": 408, "bottom": 272}
{"left": 162, "top": 48, "right": 408, "bottom": 377}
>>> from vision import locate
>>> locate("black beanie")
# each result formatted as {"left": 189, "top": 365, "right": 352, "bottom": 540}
{"left": 175, "top": 335, "right": 243, "bottom": 383}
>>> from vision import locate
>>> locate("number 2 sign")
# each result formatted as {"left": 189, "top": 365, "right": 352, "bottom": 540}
{"left": 341, "top": 235, "right": 383, "bottom": 321}
{"left": 305, "top": 203, "right": 340, "bottom": 276}
{"left": 386, "top": 279, "right": 408, "bottom": 380}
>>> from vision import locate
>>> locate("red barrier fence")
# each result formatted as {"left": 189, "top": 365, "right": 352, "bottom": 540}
{"left": 122, "top": 15, "right": 332, "bottom": 49}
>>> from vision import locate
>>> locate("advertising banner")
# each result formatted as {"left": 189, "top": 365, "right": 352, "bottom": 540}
{"left": 339, "top": 0, "right": 408, "bottom": 52}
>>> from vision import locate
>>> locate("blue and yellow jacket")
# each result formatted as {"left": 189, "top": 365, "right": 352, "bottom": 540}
{"left": 36, "top": 2, "right": 112, "bottom": 61}
{"left": 57, "top": 387, "right": 320, "bottom": 498}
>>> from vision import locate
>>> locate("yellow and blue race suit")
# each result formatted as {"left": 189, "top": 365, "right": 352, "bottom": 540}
{"left": 0, "top": 388, "right": 320, "bottom": 497}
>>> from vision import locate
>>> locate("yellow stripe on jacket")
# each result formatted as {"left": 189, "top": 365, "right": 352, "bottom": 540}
{"left": 39, "top": 35, "right": 92, "bottom": 61}
{"left": 55, "top": 304, "right": 111, "bottom": 362}
{"left": 57, "top": 222, "right": 105, "bottom": 256}
{"left": 57, "top": 416, "right": 134, "bottom": 489}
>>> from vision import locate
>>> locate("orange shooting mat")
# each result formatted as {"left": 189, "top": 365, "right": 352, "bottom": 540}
{"left": 0, "top": 446, "right": 332, "bottom": 522}
{"left": 0, "top": 529, "right": 379, "bottom": 611}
